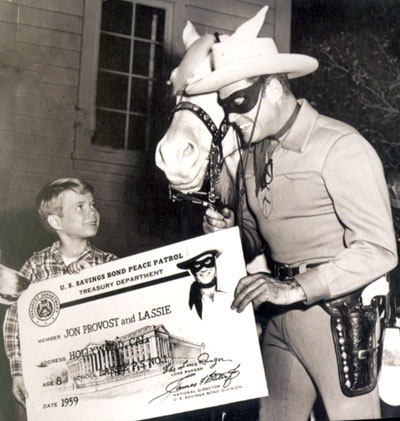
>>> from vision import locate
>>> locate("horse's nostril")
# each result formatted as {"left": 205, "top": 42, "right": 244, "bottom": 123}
{"left": 178, "top": 140, "right": 199, "bottom": 168}
{"left": 181, "top": 142, "right": 195, "bottom": 158}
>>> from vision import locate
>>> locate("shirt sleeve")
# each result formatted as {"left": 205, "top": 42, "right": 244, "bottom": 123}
{"left": 295, "top": 133, "right": 398, "bottom": 304}
{"left": 3, "top": 259, "right": 35, "bottom": 377}
{"left": 3, "top": 304, "right": 22, "bottom": 377}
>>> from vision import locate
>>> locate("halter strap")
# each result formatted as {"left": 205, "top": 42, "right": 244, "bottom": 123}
{"left": 171, "top": 101, "right": 219, "bottom": 137}
{"left": 214, "top": 32, "right": 221, "bottom": 43}
{"left": 169, "top": 101, "right": 231, "bottom": 209}
{"left": 170, "top": 101, "right": 230, "bottom": 150}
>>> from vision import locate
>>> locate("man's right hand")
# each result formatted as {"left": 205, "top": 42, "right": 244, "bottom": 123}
{"left": 12, "top": 375, "right": 28, "bottom": 406}
{"left": 203, "top": 207, "right": 235, "bottom": 233}
{"left": 231, "top": 272, "right": 306, "bottom": 313}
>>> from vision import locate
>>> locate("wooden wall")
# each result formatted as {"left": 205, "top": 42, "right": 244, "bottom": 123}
{"left": 170, "top": 0, "right": 291, "bottom": 61}
{"left": 0, "top": 0, "right": 85, "bottom": 268}
{"left": 0, "top": 0, "right": 290, "bottom": 270}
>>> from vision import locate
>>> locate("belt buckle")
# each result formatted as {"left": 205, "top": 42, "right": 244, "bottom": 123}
{"left": 275, "top": 264, "right": 292, "bottom": 281}
{"left": 274, "top": 262, "right": 318, "bottom": 281}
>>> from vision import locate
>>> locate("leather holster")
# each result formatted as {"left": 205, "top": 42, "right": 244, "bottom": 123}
{"left": 321, "top": 289, "right": 384, "bottom": 397}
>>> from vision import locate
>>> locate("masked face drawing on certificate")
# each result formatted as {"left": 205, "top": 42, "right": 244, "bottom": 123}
{"left": 177, "top": 250, "right": 224, "bottom": 320}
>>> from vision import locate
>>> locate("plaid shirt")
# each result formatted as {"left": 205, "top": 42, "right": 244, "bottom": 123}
{"left": 3, "top": 241, "right": 117, "bottom": 377}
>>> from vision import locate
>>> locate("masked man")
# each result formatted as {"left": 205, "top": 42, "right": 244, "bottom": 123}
{"left": 186, "top": 7, "right": 398, "bottom": 421}
{"left": 177, "top": 249, "right": 224, "bottom": 320}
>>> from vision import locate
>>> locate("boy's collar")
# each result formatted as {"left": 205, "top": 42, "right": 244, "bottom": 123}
{"left": 51, "top": 240, "right": 94, "bottom": 259}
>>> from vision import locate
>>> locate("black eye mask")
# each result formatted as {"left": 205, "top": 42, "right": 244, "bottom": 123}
{"left": 218, "top": 78, "right": 263, "bottom": 115}
{"left": 191, "top": 256, "right": 216, "bottom": 273}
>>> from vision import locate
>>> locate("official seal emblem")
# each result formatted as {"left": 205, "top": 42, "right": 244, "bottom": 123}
{"left": 29, "top": 291, "right": 60, "bottom": 326}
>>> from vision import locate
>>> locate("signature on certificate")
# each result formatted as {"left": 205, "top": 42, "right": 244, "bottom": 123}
{"left": 149, "top": 359, "right": 241, "bottom": 403}
{"left": 197, "top": 352, "right": 233, "bottom": 369}
{"left": 162, "top": 352, "right": 233, "bottom": 375}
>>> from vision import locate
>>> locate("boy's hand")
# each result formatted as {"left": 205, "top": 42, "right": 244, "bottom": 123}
{"left": 203, "top": 207, "right": 235, "bottom": 233}
{"left": 12, "top": 375, "right": 28, "bottom": 406}
{"left": 67, "top": 256, "right": 91, "bottom": 274}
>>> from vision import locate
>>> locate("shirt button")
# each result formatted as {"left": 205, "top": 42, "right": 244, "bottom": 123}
{"left": 240, "top": 189, "right": 245, "bottom": 196}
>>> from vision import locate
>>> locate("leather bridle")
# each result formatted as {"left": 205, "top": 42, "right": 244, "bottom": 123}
{"left": 168, "top": 100, "right": 230, "bottom": 211}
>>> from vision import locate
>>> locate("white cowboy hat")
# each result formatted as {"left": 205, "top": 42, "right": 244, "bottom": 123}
{"left": 186, "top": 6, "right": 318, "bottom": 95}
{"left": 177, "top": 249, "right": 222, "bottom": 270}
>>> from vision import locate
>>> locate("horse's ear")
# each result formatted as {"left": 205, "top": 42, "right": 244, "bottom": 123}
{"left": 182, "top": 21, "right": 200, "bottom": 49}
{"left": 231, "top": 6, "right": 269, "bottom": 39}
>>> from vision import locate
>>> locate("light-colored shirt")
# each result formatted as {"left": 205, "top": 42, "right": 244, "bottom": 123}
{"left": 199, "top": 288, "right": 237, "bottom": 330}
{"left": 239, "top": 99, "right": 397, "bottom": 304}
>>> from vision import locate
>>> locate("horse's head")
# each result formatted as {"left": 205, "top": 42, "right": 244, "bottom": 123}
{"left": 155, "top": 22, "right": 231, "bottom": 195}
{"left": 156, "top": 7, "right": 271, "bottom": 198}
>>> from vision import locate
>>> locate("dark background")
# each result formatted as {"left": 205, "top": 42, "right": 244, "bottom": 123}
{"left": 291, "top": 0, "right": 400, "bottom": 175}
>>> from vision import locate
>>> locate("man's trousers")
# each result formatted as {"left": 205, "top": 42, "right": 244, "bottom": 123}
{"left": 259, "top": 304, "right": 381, "bottom": 421}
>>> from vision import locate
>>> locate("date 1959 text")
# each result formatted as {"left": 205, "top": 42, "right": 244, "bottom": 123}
{"left": 61, "top": 397, "right": 79, "bottom": 407}
{"left": 43, "top": 397, "right": 79, "bottom": 410}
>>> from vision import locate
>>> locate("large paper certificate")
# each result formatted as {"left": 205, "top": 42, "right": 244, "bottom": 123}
{"left": 18, "top": 227, "right": 268, "bottom": 420}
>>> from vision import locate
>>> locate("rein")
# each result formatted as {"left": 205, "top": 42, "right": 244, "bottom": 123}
{"left": 168, "top": 101, "right": 230, "bottom": 211}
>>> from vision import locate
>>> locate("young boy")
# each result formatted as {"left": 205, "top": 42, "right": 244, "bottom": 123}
{"left": 3, "top": 178, "right": 117, "bottom": 420}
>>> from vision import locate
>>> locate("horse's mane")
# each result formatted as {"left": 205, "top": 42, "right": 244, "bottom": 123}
{"left": 170, "top": 34, "right": 215, "bottom": 95}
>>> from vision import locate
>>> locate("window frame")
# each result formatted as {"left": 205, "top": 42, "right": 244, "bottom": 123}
{"left": 74, "top": 0, "right": 174, "bottom": 166}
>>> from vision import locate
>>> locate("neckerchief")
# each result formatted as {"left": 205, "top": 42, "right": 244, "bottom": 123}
{"left": 189, "top": 277, "right": 217, "bottom": 319}
{"left": 253, "top": 103, "right": 301, "bottom": 196}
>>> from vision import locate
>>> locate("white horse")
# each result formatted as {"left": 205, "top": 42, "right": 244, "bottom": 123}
{"left": 155, "top": 22, "right": 241, "bottom": 210}
{"left": 155, "top": 6, "right": 268, "bottom": 209}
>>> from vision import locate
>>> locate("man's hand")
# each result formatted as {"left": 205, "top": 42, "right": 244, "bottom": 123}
{"left": 203, "top": 207, "right": 235, "bottom": 233}
{"left": 231, "top": 273, "right": 306, "bottom": 313}
{"left": 12, "top": 375, "right": 28, "bottom": 406}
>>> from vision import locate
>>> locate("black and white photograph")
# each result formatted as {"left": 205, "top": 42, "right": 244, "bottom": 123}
{"left": 0, "top": 0, "right": 399, "bottom": 420}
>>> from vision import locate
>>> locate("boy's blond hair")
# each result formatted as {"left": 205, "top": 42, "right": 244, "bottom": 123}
{"left": 36, "top": 178, "right": 94, "bottom": 233}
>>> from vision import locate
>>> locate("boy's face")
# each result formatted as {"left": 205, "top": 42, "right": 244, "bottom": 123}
{"left": 54, "top": 190, "right": 100, "bottom": 239}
